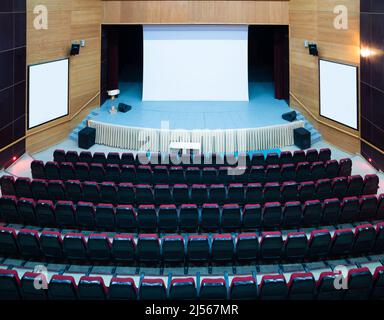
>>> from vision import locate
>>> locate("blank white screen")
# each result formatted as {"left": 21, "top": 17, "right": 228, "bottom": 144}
{"left": 319, "top": 60, "right": 358, "bottom": 129}
{"left": 28, "top": 59, "right": 69, "bottom": 129}
{"left": 143, "top": 25, "right": 249, "bottom": 101}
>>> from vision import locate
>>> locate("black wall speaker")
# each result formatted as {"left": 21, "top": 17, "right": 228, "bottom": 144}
{"left": 282, "top": 111, "right": 297, "bottom": 122}
{"left": 118, "top": 103, "right": 132, "bottom": 113}
{"left": 294, "top": 127, "right": 311, "bottom": 150}
{"left": 78, "top": 127, "right": 96, "bottom": 149}
{"left": 309, "top": 44, "right": 318, "bottom": 56}
{"left": 70, "top": 44, "right": 80, "bottom": 56}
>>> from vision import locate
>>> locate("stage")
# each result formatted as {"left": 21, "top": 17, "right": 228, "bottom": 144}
{"left": 87, "top": 82, "right": 305, "bottom": 153}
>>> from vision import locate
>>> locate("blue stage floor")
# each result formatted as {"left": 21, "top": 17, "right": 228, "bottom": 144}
{"left": 94, "top": 82, "right": 290, "bottom": 130}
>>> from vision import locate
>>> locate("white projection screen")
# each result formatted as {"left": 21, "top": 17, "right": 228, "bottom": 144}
{"left": 319, "top": 59, "right": 358, "bottom": 130}
{"left": 143, "top": 25, "right": 249, "bottom": 101}
{"left": 28, "top": 59, "right": 69, "bottom": 129}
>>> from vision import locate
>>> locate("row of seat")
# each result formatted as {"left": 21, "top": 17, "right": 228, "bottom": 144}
{"left": 31, "top": 159, "right": 352, "bottom": 184}
{"left": 53, "top": 148, "right": 332, "bottom": 167}
{"left": 1, "top": 266, "right": 383, "bottom": 300}
{"left": 1, "top": 195, "right": 383, "bottom": 231}
{"left": 1, "top": 175, "right": 378, "bottom": 206}
{"left": 1, "top": 223, "right": 383, "bottom": 262}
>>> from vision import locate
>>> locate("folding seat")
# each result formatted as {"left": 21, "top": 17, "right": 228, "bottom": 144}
{"left": 191, "top": 184, "right": 208, "bottom": 204}
{"left": 185, "top": 166, "right": 201, "bottom": 185}
{"left": 20, "top": 272, "right": 48, "bottom": 300}
{"left": 187, "top": 235, "right": 210, "bottom": 262}
{"left": 78, "top": 151, "right": 93, "bottom": 164}
{"left": 353, "top": 224, "right": 375, "bottom": 254}
{"left": 318, "top": 148, "right": 331, "bottom": 162}
{"left": 53, "top": 149, "right": 66, "bottom": 163}
{"left": 87, "top": 233, "right": 112, "bottom": 260}
{"left": 374, "top": 222, "right": 384, "bottom": 252}
{"left": 359, "top": 194, "right": 378, "bottom": 220}
{"left": 259, "top": 275, "right": 287, "bottom": 300}
{"left": 292, "top": 150, "right": 305, "bottom": 164}
{"left": 115, "top": 205, "right": 137, "bottom": 231}
{"left": 235, "top": 233, "right": 258, "bottom": 261}
{"left": 153, "top": 184, "right": 171, "bottom": 205}
{"left": 263, "top": 182, "right": 280, "bottom": 203}
{"left": 340, "top": 196, "right": 360, "bottom": 222}
{"left": 302, "top": 200, "right": 322, "bottom": 226}
{"left": 15, "top": 177, "right": 32, "bottom": 198}
{"left": 363, "top": 174, "right": 379, "bottom": 195}
{"left": 322, "top": 198, "right": 340, "bottom": 224}
{"left": 288, "top": 273, "right": 316, "bottom": 300}
{"left": 107, "top": 152, "right": 121, "bottom": 165}
{"left": 135, "top": 184, "right": 154, "bottom": 204}
{"left": 95, "top": 203, "right": 115, "bottom": 230}
{"left": 346, "top": 175, "right": 364, "bottom": 197}
{"left": 317, "top": 271, "right": 344, "bottom": 300}
{"left": 59, "top": 162, "right": 76, "bottom": 180}
{"left": 63, "top": 180, "right": 82, "bottom": 203}
{"left": 308, "top": 229, "right": 331, "bottom": 258}
{"left": 76, "top": 202, "right": 96, "bottom": 229}
{"left": 242, "top": 204, "right": 261, "bottom": 229}
{"left": 45, "top": 161, "right": 61, "bottom": 180}
{"left": 140, "top": 278, "right": 167, "bottom": 300}
{"left": 158, "top": 204, "right": 178, "bottom": 232}
{"left": 325, "top": 160, "right": 340, "bottom": 179}
{"left": 162, "top": 235, "right": 185, "bottom": 262}
{"left": 332, "top": 176, "right": 348, "bottom": 198}
{"left": 36, "top": 199, "right": 56, "bottom": 226}
{"left": 280, "top": 163, "right": 296, "bottom": 182}
{"left": 65, "top": 151, "right": 79, "bottom": 163}
{"left": 40, "top": 231, "right": 63, "bottom": 258}
{"left": 285, "top": 232, "right": 308, "bottom": 259}
{"left": 249, "top": 166, "right": 265, "bottom": 183}
{"left": 201, "top": 203, "right": 220, "bottom": 230}
{"left": 260, "top": 232, "right": 283, "bottom": 259}
{"left": 63, "top": 232, "right": 87, "bottom": 260}
{"left": 89, "top": 163, "right": 106, "bottom": 183}
{"left": 296, "top": 162, "right": 311, "bottom": 182}
{"left": 17, "top": 229, "right": 41, "bottom": 257}
{"left": 251, "top": 153, "right": 265, "bottom": 166}
{"left": 279, "top": 151, "right": 293, "bottom": 165}
{"left": 48, "top": 275, "right": 77, "bottom": 300}
{"left": 173, "top": 184, "right": 189, "bottom": 205}
{"left": 282, "top": 201, "right": 302, "bottom": 227}
{"left": 17, "top": 198, "right": 37, "bottom": 225}
{"left": 311, "top": 161, "right": 326, "bottom": 181}
{"left": 112, "top": 234, "right": 136, "bottom": 261}
{"left": 100, "top": 182, "right": 117, "bottom": 204}
{"left": 169, "top": 166, "right": 185, "bottom": 184}
{"left": 263, "top": 202, "right": 282, "bottom": 228}
{"left": 0, "top": 175, "right": 15, "bottom": 195}
{"left": 78, "top": 276, "right": 107, "bottom": 300}
{"left": 211, "top": 234, "right": 234, "bottom": 261}
{"left": 0, "top": 269, "right": 21, "bottom": 300}
{"left": 153, "top": 166, "right": 169, "bottom": 184}
{"left": 315, "top": 178, "right": 332, "bottom": 200}
{"left": 31, "top": 160, "right": 45, "bottom": 179}
{"left": 344, "top": 268, "right": 372, "bottom": 300}
{"left": 226, "top": 183, "right": 243, "bottom": 204}
{"left": 120, "top": 152, "right": 135, "bottom": 166}
{"left": 105, "top": 164, "right": 121, "bottom": 183}
{"left": 137, "top": 234, "right": 160, "bottom": 263}
{"left": 179, "top": 204, "right": 198, "bottom": 231}
{"left": 245, "top": 183, "right": 263, "bottom": 203}
{"left": 230, "top": 276, "right": 257, "bottom": 300}
{"left": 221, "top": 204, "right": 241, "bottom": 230}
{"left": 74, "top": 162, "right": 90, "bottom": 181}
{"left": 120, "top": 165, "right": 136, "bottom": 183}
{"left": 137, "top": 204, "right": 157, "bottom": 231}
{"left": 169, "top": 278, "right": 197, "bottom": 300}
{"left": 109, "top": 277, "right": 137, "bottom": 300}
{"left": 202, "top": 167, "right": 217, "bottom": 184}
{"left": 0, "top": 195, "right": 19, "bottom": 223}
{"left": 93, "top": 152, "right": 107, "bottom": 165}
{"left": 199, "top": 278, "right": 227, "bottom": 300}
{"left": 281, "top": 181, "right": 299, "bottom": 202}
{"left": 339, "top": 158, "right": 352, "bottom": 177}
{"left": 82, "top": 181, "right": 100, "bottom": 203}
{"left": 117, "top": 182, "right": 135, "bottom": 204}
{"left": 265, "top": 165, "right": 281, "bottom": 182}
{"left": 266, "top": 153, "right": 279, "bottom": 165}
{"left": 331, "top": 228, "right": 354, "bottom": 255}
{"left": 0, "top": 227, "right": 18, "bottom": 255}
{"left": 378, "top": 194, "right": 384, "bottom": 219}
{"left": 209, "top": 184, "right": 226, "bottom": 204}
{"left": 31, "top": 179, "right": 49, "bottom": 200}
{"left": 47, "top": 180, "right": 66, "bottom": 201}
{"left": 298, "top": 181, "right": 316, "bottom": 202}
{"left": 305, "top": 149, "right": 318, "bottom": 163}
{"left": 372, "top": 266, "right": 384, "bottom": 299}
{"left": 136, "top": 165, "right": 152, "bottom": 184}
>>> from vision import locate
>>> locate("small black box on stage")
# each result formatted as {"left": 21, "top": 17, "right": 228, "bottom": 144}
{"left": 294, "top": 127, "right": 311, "bottom": 150}
{"left": 282, "top": 111, "right": 297, "bottom": 122}
{"left": 78, "top": 127, "right": 96, "bottom": 149}
{"left": 309, "top": 43, "right": 318, "bottom": 56}
{"left": 70, "top": 44, "right": 80, "bottom": 56}
{"left": 118, "top": 103, "right": 132, "bottom": 113}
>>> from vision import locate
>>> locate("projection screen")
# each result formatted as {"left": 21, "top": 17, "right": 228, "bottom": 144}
{"left": 28, "top": 59, "right": 69, "bottom": 129}
{"left": 319, "top": 59, "right": 358, "bottom": 130}
{"left": 143, "top": 25, "right": 249, "bottom": 101}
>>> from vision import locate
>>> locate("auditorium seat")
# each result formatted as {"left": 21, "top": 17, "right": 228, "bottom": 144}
{"left": 21, "top": 272, "right": 47, "bottom": 300}
{"left": 40, "top": 230, "right": 63, "bottom": 258}
{"left": 187, "top": 235, "right": 209, "bottom": 262}
{"left": 89, "top": 163, "right": 105, "bottom": 183}
{"left": 36, "top": 200, "right": 55, "bottom": 226}
{"left": 153, "top": 166, "right": 169, "bottom": 184}
{"left": 221, "top": 204, "right": 242, "bottom": 230}
{"left": 154, "top": 184, "right": 172, "bottom": 205}
{"left": 31, "top": 179, "right": 49, "bottom": 200}
{"left": 108, "top": 277, "right": 137, "bottom": 300}
{"left": 210, "top": 184, "right": 226, "bottom": 204}
{"left": 115, "top": 205, "right": 137, "bottom": 231}
{"left": 45, "top": 161, "right": 60, "bottom": 180}
{"left": 87, "top": 233, "right": 112, "bottom": 260}
{"left": 48, "top": 275, "right": 77, "bottom": 300}
{"left": 363, "top": 174, "right": 380, "bottom": 195}
{"left": 360, "top": 195, "right": 378, "bottom": 220}
{"left": 288, "top": 273, "right": 316, "bottom": 300}
{"left": 179, "top": 204, "right": 199, "bottom": 231}
{"left": 279, "top": 151, "right": 293, "bottom": 165}
{"left": 31, "top": 160, "right": 45, "bottom": 179}
{"left": 285, "top": 232, "right": 307, "bottom": 259}
{"left": 259, "top": 275, "right": 287, "bottom": 300}
{"left": 162, "top": 235, "right": 185, "bottom": 262}
{"left": 15, "top": 177, "right": 32, "bottom": 199}
{"left": 112, "top": 234, "right": 135, "bottom": 261}
{"left": 137, "top": 234, "right": 160, "bottom": 263}
{"left": 74, "top": 163, "right": 89, "bottom": 181}
{"left": 302, "top": 200, "right": 322, "bottom": 226}
{"left": 201, "top": 203, "right": 220, "bottom": 230}
{"left": 140, "top": 278, "right": 167, "bottom": 300}
{"left": 66, "top": 151, "right": 79, "bottom": 164}
{"left": 17, "top": 198, "right": 36, "bottom": 225}
{"left": 53, "top": 149, "right": 66, "bottom": 163}
{"left": 344, "top": 268, "right": 372, "bottom": 300}
{"left": 236, "top": 233, "right": 258, "bottom": 261}
{"left": 158, "top": 204, "right": 178, "bottom": 232}
{"left": 308, "top": 229, "right": 331, "bottom": 258}
{"left": 325, "top": 160, "right": 340, "bottom": 179}
{"left": 59, "top": 162, "right": 76, "bottom": 180}
{"left": 170, "top": 166, "right": 185, "bottom": 184}
{"left": 212, "top": 234, "right": 234, "bottom": 261}
{"left": 76, "top": 201, "right": 96, "bottom": 229}
{"left": 63, "top": 232, "right": 87, "bottom": 260}
{"left": 282, "top": 201, "right": 302, "bottom": 227}
{"left": 55, "top": 200, "right": 76, "bottom": 227}
{"left": 191, "top": 184, "right": 208, "bottom": 204}
{"left": 230, "top": 276, "right": 258, "bottom": 300}
{"left": 260, "top": 232, "right": 283, "bottom": 259}
{"left": 47, "top": 180, "right": 66, "bottom": 201}
{"left": 199, "top": 278, "right": 227, "bottom": 300}
{"left": 169, "top": 278, "right": 197, "bottom": 300}
{"left": 340, "top": 197, "right": 360, "bottom": 222}
{"left": 78, "top": 276, "right": 107, "bottom": 300}
{"left": 105, "top": 164, "right": 121, "bottom": 183}
{"left": 0, "top": 196, "right": 19, "bottom": 223}
{"left": 263, "top": 202, "right": 282, "bottom": 228}
{"left": 95, "top": 203, "right": 115, "bottom": 230}
{"left": 17, "top": 229, "right": 41, "bottom": 257}
{"left": 331, "top": 228, "right": 354, "bottom": 255}
{"left": 79, "top": 151, "right": 93, "bottom": 164}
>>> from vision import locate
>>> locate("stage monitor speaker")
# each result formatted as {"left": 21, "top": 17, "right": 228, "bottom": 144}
{"left": 78, "top": 127, "right": 96, "bottom": 149}
{"left": 309, "top": 44, "right": 318, "bottom": 56}
{"left": 282, "top": 111, "right": 297, "bottom": 122}
{"left": 118, "top": 103, "right": 132, "bottom": 113}
{"left": 294, "top": 127, "right": 311, "bottom": 150}
{"left": 70, "top": 44, "right": 80, "bottom": 56}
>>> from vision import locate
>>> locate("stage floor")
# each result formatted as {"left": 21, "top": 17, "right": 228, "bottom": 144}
{"left": 94, "top": 82, "right": 291, "bottom": 130}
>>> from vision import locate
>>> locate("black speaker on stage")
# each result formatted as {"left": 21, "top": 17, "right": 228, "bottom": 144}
{"left": 118, "top": 103, "right": 132, "bottom": 113}
{"left": 78, "top": 127, "right": 96, "bottom": 149}
{"left": 282, "top": 111, "right": 297, "bottom": 122}
{"left": 70, "top": 44, "right": 80, "bottom": 56}
{"left": 294, "top": 127, "right": 311, "bottom": 150}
